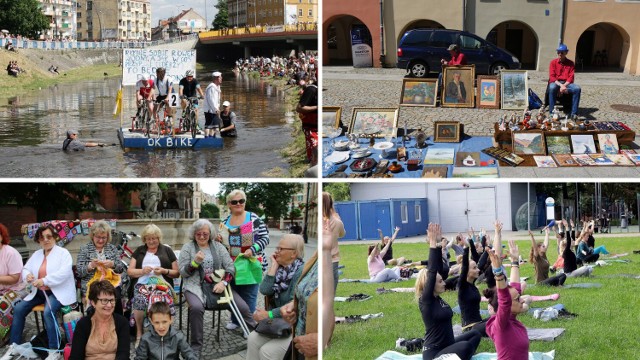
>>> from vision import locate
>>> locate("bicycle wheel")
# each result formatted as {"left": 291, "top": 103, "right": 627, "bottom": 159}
{"left": 144, "top": 109, "right": 152, "bottom": 138}
{"left": 189, "top": 110, "right": 197, "bottom": 139}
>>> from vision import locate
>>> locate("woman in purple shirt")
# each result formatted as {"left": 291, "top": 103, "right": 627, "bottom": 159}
{"left": 483, "top": 232, "right": 529, "bottom": 360}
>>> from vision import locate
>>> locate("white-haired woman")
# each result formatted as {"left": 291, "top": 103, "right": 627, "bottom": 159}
{"left": 127, "top": 224, "right": 179, "bottom": 346}
{"left": 179, "top": 219, "right": 255, "bottom": 358}
{"left": 218, "top": 189, "right": 270, "bottom": 330}
{"left": 247, "top": 234, "right": 305, "bottom": 360}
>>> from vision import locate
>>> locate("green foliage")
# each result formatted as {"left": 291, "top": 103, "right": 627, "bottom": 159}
{"left": 327, "top": 237, "right": 640, "bottom": 360}
{"left": 200, "top": 203, "right": 220, "bottom": 219}
{"left": 323, "top": 183, "right": 350, "bottom": 201}
{"left": 212, "top": 0, "right": 229, "bottom": 30}
{"left": 0, "top": 183, "right": 98, "bottom": 221}
{"left": 289, "top": 207, "right": 302, "bottom": 220}
{"left": 0, "top": 0, "right": 50, "bottom": 38}
{"left": 218, "top": 183, "right": 303, "bottom": 222}
{"left": 110, "top": 183, "right": 145, "bottom": 209}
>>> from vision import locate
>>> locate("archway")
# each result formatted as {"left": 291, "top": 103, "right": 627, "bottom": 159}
{"left": 487, "top": 21, "right": 538, "bottom": 70}
{"left": 325, "top": 15, "right": 371, "bottom": 66}
{"left": 576, "top": 23, "right": 628, "bottom": 72}
{"left": 396, "top": 20, "right": 445, "bottom": 49}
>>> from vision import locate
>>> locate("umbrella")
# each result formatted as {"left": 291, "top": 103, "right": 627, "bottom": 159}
{"left": 1, "top": 30, "right": 9, "bottom": 34}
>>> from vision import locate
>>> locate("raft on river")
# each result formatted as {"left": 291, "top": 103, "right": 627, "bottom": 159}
{"left": 117, "top": 127, "right": 224, "bottom": 150}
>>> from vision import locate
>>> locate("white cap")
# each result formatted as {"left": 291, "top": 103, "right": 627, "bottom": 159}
{"left": 212, "top": 71, "right": 222, "bottom": 77}
{"left": 140, "top": 74, "right": 149, "bottom": 81}
{"left": 222, "top": 101, "right": 230, "bottom": 107}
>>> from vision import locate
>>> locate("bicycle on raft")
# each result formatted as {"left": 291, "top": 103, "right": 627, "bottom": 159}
{"left": 179, "top": 96, "right": 202, "bottom": 139}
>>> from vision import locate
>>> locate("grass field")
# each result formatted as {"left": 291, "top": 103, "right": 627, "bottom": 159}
{"left": 324, "top": 236, "right": 640, "bottom": 360}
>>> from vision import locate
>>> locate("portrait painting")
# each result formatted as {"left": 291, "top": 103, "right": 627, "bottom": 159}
{"left": 597, "top": 133, "right": 619, "bottom": 154}
{"left": 400, "top": 78, "right": 438, "bottom": 107}
{"left": 501, "top": 70, "right": 528, "bottom": 110}
{"left": 322, "top": 107, "right": 342, "bottom": 137}
{"left": 348, "top": 108, "right": 399, "bottom": 138}
{"left": 476, "top": 76, "right": 500, "bottom": 109}
{"left": 442, "top": 65, "right": 475, "bottom": 108}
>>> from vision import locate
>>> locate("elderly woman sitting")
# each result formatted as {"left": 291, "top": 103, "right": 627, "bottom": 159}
{"left": 247, "top": 234, "right": 305, "bottom": 360}
{"left": 179, "top": 219, "right": 255, "bottom": 359}
{"left": 76, "top": 220, "right": 126, "bottom": 314}
{"left": 0, "top": 223, "right": 26, "bottom": 344}
{"left": 127, "top": 224, "right": 179, "bottom": 346}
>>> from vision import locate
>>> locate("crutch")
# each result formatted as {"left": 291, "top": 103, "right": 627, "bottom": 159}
{"left": 217, "top": 284, "right": 251, "bottom": 338}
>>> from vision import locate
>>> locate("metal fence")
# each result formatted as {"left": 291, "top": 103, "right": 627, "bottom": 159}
{"left": 0, "top": 34, "right": 197, "bottom": 51}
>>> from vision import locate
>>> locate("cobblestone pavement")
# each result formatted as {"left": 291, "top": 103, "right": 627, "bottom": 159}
{"left": 323, "top": 66, "right": 640, "bottom": 178}
{"left": 0, "top": 230, "right": 317, "bottom": 360}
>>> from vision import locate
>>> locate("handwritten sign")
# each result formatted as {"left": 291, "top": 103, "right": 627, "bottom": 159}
{"left": 122, "top": 49, "right": 196, "bottom": 86}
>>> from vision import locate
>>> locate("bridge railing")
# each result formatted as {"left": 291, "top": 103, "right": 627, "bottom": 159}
{"left": 198, "top": 23, "right": 318, "bottom": 39}
{"left": 0, "top": 33, "right": 198, "bottom": 51}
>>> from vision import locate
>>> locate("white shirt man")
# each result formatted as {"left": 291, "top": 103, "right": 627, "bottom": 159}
{"left": 203, "top": 71, "right": 222, "bottom": 137}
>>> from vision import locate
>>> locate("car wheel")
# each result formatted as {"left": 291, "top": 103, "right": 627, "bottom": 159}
{"left": 490, "top": 62, "right": 508, "bottom": 75}
{"left": 409, "top": 61, "right": 428, "bottom": 78}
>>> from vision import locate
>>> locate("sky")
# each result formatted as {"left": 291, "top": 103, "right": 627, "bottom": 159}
{"left": 200, "top": 181, "right": 221, "bottom": 196}
{"left": 151, "top": 0, "right": 219, "bottom": 27}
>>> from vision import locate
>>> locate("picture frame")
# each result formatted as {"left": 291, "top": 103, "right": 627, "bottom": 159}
{"left": 571, "top": 134, "right": 597, "bottom": 154}
{"left": 400, "top": 78, "right": 438, "bottom": 107}
{"left": 434, "top": 121, "right": 461, "bottom": 143}
{"left": 441, "top": 65, "right": 475, "bottom": 108}
{"left": 476, "top": 75, "right": 500, "bottom": 109}
{"left": 512, "top": 131, "right": 546, "bottom": 155}
{"left": 545, "top": 136, "right": 572, "bottom": 154}
{"left": 501, "top": 70, "right": 528, "bottom": 110}
{"left": 322, "top": 106, "right": 342, "bottom": 137}
{"left": 348, "top": 107, "right": 399, "bottom": 138}
{"left": 597, "top": 133, "right": 619, "bottom": 154}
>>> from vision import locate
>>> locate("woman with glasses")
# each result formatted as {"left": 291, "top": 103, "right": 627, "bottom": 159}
{"left": 69, "top": 280, "right": 130, "bottom": 360}
{"left": 127, "top": 224, "right": 179, "bottom": 347}
{"left": 76, "top": 220, "right": 126, "bottom": 314}
{"left": 218, "top": 189, "right": 270, "bottom": 330}
{"left": 247, "top": 234, "right": 305, "bottom": 360}
{"left": 6, "top": 225, "right": 75, "bottom": 360}
{"left": 179, "top": 219, "right": 255, "bottom": 359}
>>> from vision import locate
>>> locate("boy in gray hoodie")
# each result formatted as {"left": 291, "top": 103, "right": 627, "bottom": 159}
{"left": 135, "top": 301, "right": 198, "bottom": 360}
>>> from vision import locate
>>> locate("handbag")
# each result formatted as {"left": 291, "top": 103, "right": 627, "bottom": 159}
{"left": 234, "top": 254, "right": 263, "bottom": 285}
{"left": 201, "top": 280, "right": 226, "bottom": 310}
{"left": 528, "top": 88, "right": 543, "bottom": 110}
{"left": 255, "top": 317, "right": 292, "bottom": 338}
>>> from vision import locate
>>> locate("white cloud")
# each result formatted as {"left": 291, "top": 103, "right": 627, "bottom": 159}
{"left": 150, "top": 0, "right": 219, "bottom": 28}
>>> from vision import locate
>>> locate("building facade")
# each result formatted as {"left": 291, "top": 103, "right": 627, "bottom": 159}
{"left": 229, "top": 0, "right": 249, "bottom": 27}
{"left": 323, "top": 0, "right": 640, "bottom": 74}
{"left": 77, "top": 0, "right": 151, "bottom": 41}
{"left": 39, "top": 0, "right": 78, "bottom": 40}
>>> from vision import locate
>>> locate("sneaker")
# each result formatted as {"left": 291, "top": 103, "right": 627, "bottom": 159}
{"left": 0, "top": 344, "right": 18, "bottom": 360}
{"left": 225, "top": 322, "right": 239, "bottom": 330}
{"left": 395, "top": 338, "right": 407, "bottom": 351}
{"left": 45, "top": 351, "right": 62, "bottom": 360}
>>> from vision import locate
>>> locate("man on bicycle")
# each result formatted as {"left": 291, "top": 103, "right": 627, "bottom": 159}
{"left": 153, "top": 67, "right": 173, "bottom": 124}
{"left": 136, "top": 74, "right": 155, "bottom": 119}
{"left": 178, "top": 70, "right": 204, "bottom": 120}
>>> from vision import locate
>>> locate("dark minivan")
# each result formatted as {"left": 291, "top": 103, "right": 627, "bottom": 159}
{"left": 397, "top": 29, "right": 520, "bottom": 77}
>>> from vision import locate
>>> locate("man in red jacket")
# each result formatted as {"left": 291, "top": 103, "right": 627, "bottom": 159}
{"left": 548, "top": 44, "right": 581, "bottom": 120}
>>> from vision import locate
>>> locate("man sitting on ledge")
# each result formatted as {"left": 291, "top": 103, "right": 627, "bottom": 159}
{"left": 548, "top": 44, "right": 581, "bottom": 120}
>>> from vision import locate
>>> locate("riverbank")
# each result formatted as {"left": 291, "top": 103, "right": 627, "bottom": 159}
{"left": 0, "top": 49, "right": 121, "bottom": 102}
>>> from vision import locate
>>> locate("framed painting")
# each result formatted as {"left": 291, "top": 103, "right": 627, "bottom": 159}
{"left": 571, "top": 134, "right": 597, "bottom": 154}
{"left": 441, "top": 65, "right": 475, "bottom": 108}
{"left": 348, "top": 107, "right": 399, "bottom": 138}
{"left": 476, "top": 75, "right": 500, "bottom": 109}
{"left": 501, "top": 70, "right": 528, "bottom": 110}
{"left": 545, "top": 136, "right": 572, "bottom": 154}
{"left": 322, "top": 106, "right": 342, "bottom": 138}
{"left": 400, "top": 78, "right": 438, "bottom": 107}
{"left": 512, "top": 131, "right": 546, "bottom": 155}
{"left": 597, "top": 133, "right": 619, "bottom": 154}
{"left": 434, "top": 121, "right": 461, "bottom": 143}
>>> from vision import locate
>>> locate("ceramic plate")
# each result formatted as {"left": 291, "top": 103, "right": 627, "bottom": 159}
{"left": 352, "top": 150, "right": 371, "bottom": 159}
{"left": 325, "top": 151, "right": 350, "bottom": 164}
{"left": 373, "top": 142, "right": 394, "bottom": 150}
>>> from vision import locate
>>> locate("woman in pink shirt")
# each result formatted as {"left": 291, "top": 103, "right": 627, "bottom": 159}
{"left": 0, "top": 223, "right": 26, "bottom": 343}
{"left": 367, "top": 241, "right": 401, "bottom": 283}
{"left": 483, "top": 233, "right": 529, "bottom": 360}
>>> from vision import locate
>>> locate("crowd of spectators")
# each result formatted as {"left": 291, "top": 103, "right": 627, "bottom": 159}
{"left": 233, "top": 52, "right": 318, "bottom": 85}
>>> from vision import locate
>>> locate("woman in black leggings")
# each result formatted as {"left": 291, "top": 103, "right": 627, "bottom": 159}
{"left": 529, "top": 228, "right": 566, "bottom": 286}
{"left": 417, "top": 223, "right": 481, "bottom": 360}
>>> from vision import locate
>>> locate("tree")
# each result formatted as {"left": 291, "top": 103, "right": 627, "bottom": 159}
{"left": 218, "top": 183, "right": 303, "bottom": 223}
{"left": 288, "top": 208, "right": 302, "bottom": 225}
{"left": 324, "top": 183, "right": 350, "bottom": 201}
{"left": 200, "top": 203, "right": 220, "bottom": 219}
{"left": 212, "top": 0, "right": 229, "bottom": 30}
{"left": 0, "top": 0, "right": 49, "bottom": 38}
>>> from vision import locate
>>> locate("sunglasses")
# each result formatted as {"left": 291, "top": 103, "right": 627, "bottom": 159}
{"left": 230, "top": 199, "right": 246, "bottom": 205}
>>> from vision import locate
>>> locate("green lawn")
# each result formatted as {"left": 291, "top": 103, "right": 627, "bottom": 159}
{"left": 325, "top": 237, "right": 640, "bottom": 360}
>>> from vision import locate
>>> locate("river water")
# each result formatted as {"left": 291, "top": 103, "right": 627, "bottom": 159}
{"left": 0, "top": 68, "right": 296, "bottom": 178}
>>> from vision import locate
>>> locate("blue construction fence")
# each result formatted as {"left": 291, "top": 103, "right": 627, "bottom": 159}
{"left": 334, "top": 198, "right": 428, "bottom": 241}
{"left": 0, "top": 34, "right": 197, "bottom": 51}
